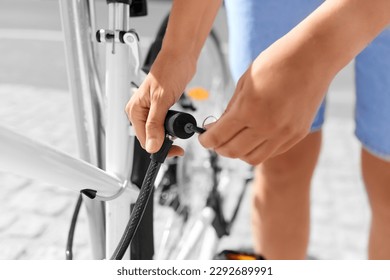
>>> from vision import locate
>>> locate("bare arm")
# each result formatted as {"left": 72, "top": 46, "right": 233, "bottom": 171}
{"left": 199, "top": 0, "right": 390, "bottom": 165}
{"left": 126, "top": 0, "right": 222, "bottom": 155}
{"left": 281, "top": 0, "right": 390, "bottom": 80}
{"left": 162, "top": 0, "right": 223, "bottom": 60}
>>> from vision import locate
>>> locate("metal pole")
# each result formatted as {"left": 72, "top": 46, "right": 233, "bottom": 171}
{"left": 104, "top": 2, "right": 136, "bottom": 260}
{"left": 59, "top": 0, "right": 106, "bottom": 259}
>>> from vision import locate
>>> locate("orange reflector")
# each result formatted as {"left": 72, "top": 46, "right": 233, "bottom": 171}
{"left": 214, "top": 250, "right": 265, "bottom": 260}
{"left": 225, "top": 253, "right": 257, "bottom": 260}
{"left": 188, "top": 87, "right": 209, "bottom": 101}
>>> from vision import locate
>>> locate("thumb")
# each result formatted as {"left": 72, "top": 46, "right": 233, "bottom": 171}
{"left": 145, "top": 101, "right": 169, "bottom": 153}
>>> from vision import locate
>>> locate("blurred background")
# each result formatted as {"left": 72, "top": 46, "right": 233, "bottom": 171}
{"left": 0, "top": 0, "right": 370, "bottom": 259}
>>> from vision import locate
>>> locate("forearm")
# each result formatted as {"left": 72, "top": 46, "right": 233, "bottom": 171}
{"left": 267, "top": 0, "right": 390, "bottom": 80}
{"left": 161, "top": 0, "right": 222, "bottom": 61}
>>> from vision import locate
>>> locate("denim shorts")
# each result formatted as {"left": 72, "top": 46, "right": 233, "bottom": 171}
{"left": 225, "top": 0, "right": 390, "bottom": 160}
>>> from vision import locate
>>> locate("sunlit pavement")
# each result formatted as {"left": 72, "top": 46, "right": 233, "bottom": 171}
{"left": 0, "top": 0, "right": 370, "bottom": 259}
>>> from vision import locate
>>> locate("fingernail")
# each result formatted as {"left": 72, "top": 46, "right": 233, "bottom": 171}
{"left": 146, "top": 138, "right": 157, "bottom": 152}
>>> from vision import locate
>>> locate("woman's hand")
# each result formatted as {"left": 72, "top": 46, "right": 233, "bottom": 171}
{"left": 125, "top": 51, "right": 196, "bottom": 156}
{"left": 199, "top": 44, "right": 330, "bottom": 165}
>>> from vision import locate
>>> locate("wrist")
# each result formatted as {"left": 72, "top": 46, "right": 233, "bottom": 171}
{"left": 154, "top": 49, "right": 197, "bottom": 77}
{"left": 145, "top": 49, "right": 197, "bottom": 104}
{"left": 159, "top": 45, "right": 197, "bottom": 66}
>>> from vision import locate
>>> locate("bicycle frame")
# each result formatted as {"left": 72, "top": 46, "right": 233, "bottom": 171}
{"left": 0, "top": 0, "right": 144, "bottom": 260}
{"left": 59, "top": 0, "right": 147, "bottom": 259}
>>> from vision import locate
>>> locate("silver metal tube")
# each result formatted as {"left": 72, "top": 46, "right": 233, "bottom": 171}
{"left": 59, "top": 0, "right": 107, "bottom": 259}
{"left": 175, "top": 207, "right": 216, "bottom": 260}
{"left": 0, "top": 126, "right": 135, "bottom": 200}
{"left": 59, "top": 0, "right": 103, "bottom": 166}
{"left": 104, "top": 3, "right": 136, "bottom": 260}
{"left": 156, "top": 211, "right": 176, "bottom": 260}
{"left": 199, "top": 227, "right": 219, "bottom": 260}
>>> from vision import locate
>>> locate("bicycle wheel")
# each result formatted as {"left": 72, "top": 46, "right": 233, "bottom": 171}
{"left": 146, "top": 15, "right": 234, "bottom": 260}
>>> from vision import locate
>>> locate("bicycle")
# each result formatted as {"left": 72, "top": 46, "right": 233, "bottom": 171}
{"left": 0, "top": 0, "right": 254, "bottom": 260}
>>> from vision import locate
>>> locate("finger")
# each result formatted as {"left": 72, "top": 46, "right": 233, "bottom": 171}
{"left": 198, "top": 76, "right": 246, "bottom": 149}
{"left": 241, "top": 140, "right": 278, "bottom": 166}
{"left": 125, "top": 96, "right": 149, "bottom": 149}
{"left": 145, "top": 99, "right": 169, "bottom": 153}
{"left": 167, "top": 145, "right": 185, "bottom": 158}
{"left": 214, "top": 128, "right": 266, "bottom": 159}
{"left": 199, "top": 110, "right": 246, "bottom": 150}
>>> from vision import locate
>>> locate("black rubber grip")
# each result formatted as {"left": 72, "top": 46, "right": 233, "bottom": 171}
{"left": 150, "top": 137, "right": 173, "bottom": 163}
{"left": 164, "top": 110, "right": 196, "bottom": 139}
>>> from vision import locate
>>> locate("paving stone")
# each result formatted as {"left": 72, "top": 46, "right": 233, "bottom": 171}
{"left": 0, "top": 238, "right": 29, "bottom": 260}
{"left": 0, "top": 211, "right": 18, "bottom": 231}
{"left": 32, "top": 192, "right": 71, "bottom": 217}
{"left": 22, "top": 245, "right": 66, "bottom": 260}
{"left": 0, "top": 173, "right": 31, "bottom": 197}
{"left": 6, "top": 185, "right": 45, "bottom": 213}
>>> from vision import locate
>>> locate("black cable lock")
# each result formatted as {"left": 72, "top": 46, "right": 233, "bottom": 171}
{"left": 111, "top": 110, "right": 204, "bottom": 260}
